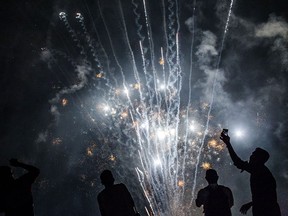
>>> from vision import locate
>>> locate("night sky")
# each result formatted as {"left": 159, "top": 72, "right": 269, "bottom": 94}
{"left": 1, "top": 0, "right": 288, "bottom": 215}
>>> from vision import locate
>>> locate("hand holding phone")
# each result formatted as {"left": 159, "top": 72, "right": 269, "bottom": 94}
{"left": 220, "top": 129, "right": 230, "bottom": 144}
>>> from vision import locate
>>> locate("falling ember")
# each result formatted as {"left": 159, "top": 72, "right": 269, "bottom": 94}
{"left": 115, "top": 89, "right": 121, "bottom": 95}
{"left": 121, "top": 111, "right": 128, "bottom": 118}
{"left": 202, "top": 102, "right": 209, "bottom": 110}
{"left": 133, "top": 83, "right": 140, "bottom": 90}
{"left": 201, "top": 162, "right": 212, "bottom": 170}
{"left": 208, "top": 139, "right": 217, "bottom": 147}
{"left": 197, "top": 132, "right": 203, "bottom": 136}
{"left": 61, "top": 98, "right": 68, "bottom": 106}
{"left": 52, "top": 137, "right": 62, "bottom": 145}
{"left": 159, "top": 57, "right": 165, "bottom": 65}
{"left": 96, "top": 73, "right": 104, "bottom": 78}
{"left": 208, "top": 139, "right": 225, "bottom": 151}
{"left": 132, "top": 121, "right": 138, "bottom": 128}
{"left": 109, "top": 155, "right": 116, "bottom": 161}
{"left": 87, "top": 147, "right": 93, "bottom": 156}
{"left": 111, "top": 108, "right": 117, "bottom": 115}
{"left": 178, "top": 180, "right": 185, "bottom": 187}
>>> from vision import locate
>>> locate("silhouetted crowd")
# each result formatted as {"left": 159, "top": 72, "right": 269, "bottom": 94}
{"left": 0, "top": 131, "right": 282, "bottom": 216}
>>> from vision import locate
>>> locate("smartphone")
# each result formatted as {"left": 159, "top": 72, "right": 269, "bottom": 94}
{"left": 222, "top": 129, "right": 228, "bottom": 136}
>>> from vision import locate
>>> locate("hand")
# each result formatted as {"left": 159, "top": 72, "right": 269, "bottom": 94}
{"left": 240, "top": 202, "right": 252, "bottom": 215}
{"left": 220, "top": 132, "right": 230, "bottom": 144}
{"left": 9, "top": 158, "right": 21, "bottom": 167}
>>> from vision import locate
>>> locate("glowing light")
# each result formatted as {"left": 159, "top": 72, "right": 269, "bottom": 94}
{"left": 235, "top": 129, "right": 244, "bottom": 138}
{"left": 103, "top": 105, "right": 110, "bottom": 112}
{"left": 59, "top": 12, "right": 66, "bottom": 19}
{"left": 178, "top": 180, "right": 185, "bottom": 187}
{"left": 96, "top": 73, "right": 104, "bottom": 78}
{"left": 123, "top": 88, "right": 129, "bottom": 96}
{"left": 189, "top": 121, "right": 197, "bottom": 131}
{"left": 157, "top": 79, "right": 166, "bottom": 91}
{"left": 111, "top": 108, "right": 117, "bottom": 115}
{"left": 109, "top": 155, "right": 116, "bottom": 161}
{"left": 121, "top": 111, "right": 128, "bottom": 118}
{"left": 159, "top": 84, "right": 166, "bottom": 90}
{"left": 61, "top": 98, "right": 68, "bottom": 106}
{"left": 201, "top": 162, "right": 212, "bottom": 170}
{"left": 75, "top": 12, "right": 82, "bottom": 19}
{"left": 133, "top": 83, "right": 140, "bottom": 90}
{"left": 202, "top": 102, "right": 209, "bottom": 110}
{"left": 159, "top": 57, "right": 165, "bottom": 65}
{"left": 208, "top": 139, "right": 225, "bottom": 151}
{"left": 52, "top": 137, "right": 62, "bottom": 145}
{"left": 140, "top": 121, "right": 149, "bottom": 129}
{"left": 115, "top": 89, "right": 121, "bottom": 95}
{"left": 156, "top": 129, "right": 167, "bottom": 140}
{"left": 197, "top": 132, "right": 203, "bottom": 136}
{"left": 153, "top": 157, "right": 162, "bottom": 167}
{"left": 87, "top": 147, "right": 93, "bottom": 156}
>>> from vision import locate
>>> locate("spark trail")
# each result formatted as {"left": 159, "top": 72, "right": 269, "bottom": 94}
{"left": 191, "top": 0, "right": 235, "bottom": 203}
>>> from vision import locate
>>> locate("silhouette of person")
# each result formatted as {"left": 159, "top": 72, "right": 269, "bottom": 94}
{"left": 196, "top": 169, "right": 234, "bottom": 216}
{"left": 0, "top": 166, "right": 12, "bottom": 214}
{"left": 97, "top": 170, "right": 139, "bottom": 216}
{"left": 0, "top": 159, "right": 40, "bottom": 216}
{"left": 220, "top": 132, "right": 281, "bottom": 216}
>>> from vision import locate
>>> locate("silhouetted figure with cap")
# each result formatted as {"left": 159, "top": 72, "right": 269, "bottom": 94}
{"left": 220, "top": 132, "right": 281, "bottom": 216}
{"left": 196, "top": 169, "right": 234, "bottom": 216}
{"left": 97, "top": 170, "right": 139, "bottom": 216}
{"left": 0, "top": 159, "right": 40, "bottom": 216}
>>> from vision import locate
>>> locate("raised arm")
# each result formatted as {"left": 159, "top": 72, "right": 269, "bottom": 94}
{"left": 220, "top": 133, "right": 250, "bottom": 172}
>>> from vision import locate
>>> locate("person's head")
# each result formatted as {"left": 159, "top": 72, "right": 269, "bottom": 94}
{"left": 205, "top": 169, "right": 218, "bottom": 184}
{"left": 100, "top": 170, "right": 115, "bottom": 187}
{"left": 249, "top": 147, "right": 270, "bottom": 165}
{"left": 0, "top": 166, "right": 13, "bottom": 183}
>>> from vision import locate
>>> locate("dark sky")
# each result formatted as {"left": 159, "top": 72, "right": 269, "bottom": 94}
{"left": 1, "top": 0, "right": 288, "bottom": 215}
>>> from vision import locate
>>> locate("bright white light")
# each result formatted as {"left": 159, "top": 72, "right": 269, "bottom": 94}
{"left": 235, "top": 129, "right": 244, "bottom": 138}
{"left": 154, "top": 157, "right": 162, "bottom": 166}
{"left": 59, "top": 12, "right": 67, "bottom": 19}
{"left": 111, "top": 108, "right": 116, "bottom": 115}
{"left": 124, "top": 88, "right": 129, "bottom": 96}
{"left": 160, "top": 84, "right": 166, "bottom": 90}
{"left": 157, "top": 79, "right": 166, "bottom": 90}
{"left": 103, "top": 105, "right": 110, "bottom": 112}
{"left": 156, "top": 129, "right": 167, "bottom": 140}
{"left": 189, "top": 124, "right": 196, "bottom": 131}
{"left": 140, "top": 121, "right": 149, "bottom": 129}
{"left": 189, "top": 121, "right": 197, "bottom": 131}
{"left": 169, "top": 128, "right": 176, "bottom": 136}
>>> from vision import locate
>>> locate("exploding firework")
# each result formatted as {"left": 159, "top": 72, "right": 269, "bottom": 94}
{"left": 44, "top": 0, "right": 235, "bottom": 215}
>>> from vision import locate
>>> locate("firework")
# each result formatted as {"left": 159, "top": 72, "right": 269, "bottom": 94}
{"left": 45, "top": 0, "right": 235, "bottom": 215}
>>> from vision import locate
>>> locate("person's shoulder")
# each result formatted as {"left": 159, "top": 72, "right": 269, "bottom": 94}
{"left": 114, "top": 183, "right": 126, "bottom": 188}
{"left": 218, "top": 185, "right": 231, "bottom": 189}
{"left": 198, "top": 186, "right": 209, "bottom": 193}
{"left": 218, "top": 184, "right": 227, "bottom": 188}
{"left": 113, "top": 183, "right": 127, "bottom": 191}
{"left": 218, "top": 185, "right": 232, "bottom": 193}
